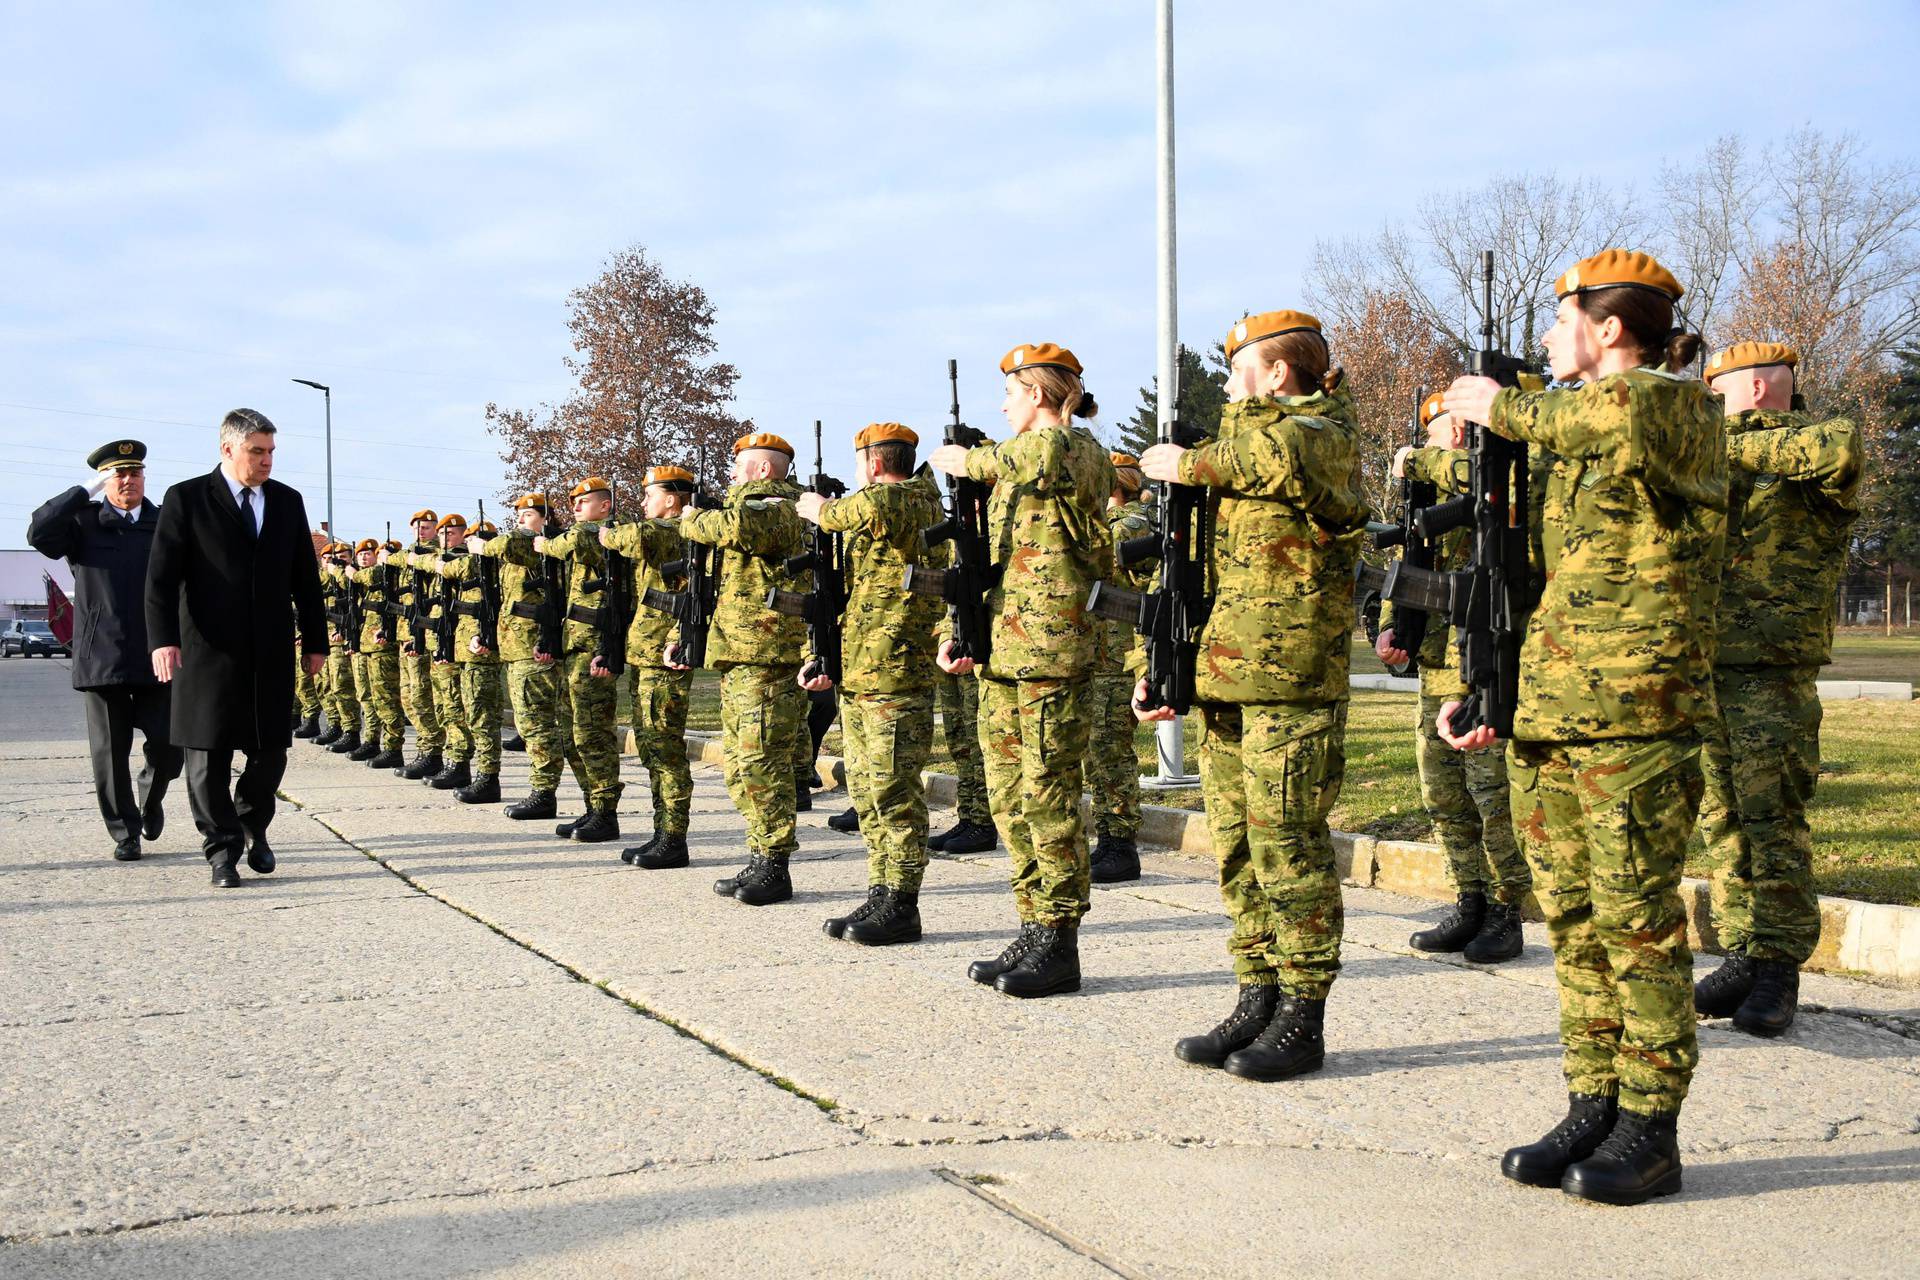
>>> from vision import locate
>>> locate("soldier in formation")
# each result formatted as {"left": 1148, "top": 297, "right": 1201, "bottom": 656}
{"left": 420, "top": 514, "right": 473, "bottom": 788}
{"left": 394, "top": 509, "right": 445, "bottom": 780}
{"left": 345, "top": 537, "right": 407, "bottom": 770}
{"left": 1086, "top": 451, "right": 1154, "bottom": 884}
{"left": 316, "top": 541, "right": 360, "bottom": 753}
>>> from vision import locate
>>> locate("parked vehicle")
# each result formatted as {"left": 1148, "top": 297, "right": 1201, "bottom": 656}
{"left": 1, "top": 619, "right": 68, "bottom": 658}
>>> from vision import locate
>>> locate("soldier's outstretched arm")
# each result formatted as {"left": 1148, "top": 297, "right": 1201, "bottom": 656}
{"left": 1483, "top": 381, "right": 1619, "bottom": 458}
{"left": 811, "top": 487, "right": 876, "bottom": 535}
{"left": 1727, "top": 419, "right": 1864, "bottom": 504}
{"left": 600, "top": 521, "right": 648, "bottom": 558}
{"left": 1403, "top": 447, "right": 1471, "bottom": 495}
{"left": 1176, "top": 423, "right": 1303, "bottom": 498}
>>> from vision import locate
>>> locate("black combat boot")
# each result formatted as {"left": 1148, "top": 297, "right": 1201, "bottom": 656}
{"left": 314, "top": 723, "right": 342, "bottom": 747}
{"left": 502, "top": 733, "right": 526, "bottom": 752}
{"left": 329, "top": 731, "right": 362, "bottom": 756}
{"left": 732, "top": 855, "right": 793, "bottom": 906}
{"left": 1733, "top": 960, "right": 1800, "bottom": 1038}
{"left": 636, "top": 833, "right": 689, "bottom": 870}
{"left": 1409, "top": 891, "right": 1486, "bottom": 953}
{"left": 570, "top": 807, "right": 620, "bottom": 843}
{"left": 621, "top": 833, "right": 659, "bottom": 864}
{"left": 399, "top": 751, "right": 440, "bottom": 780}
{"left": 827, "top": 807, "right": 860, "bottom": 833}
{"left": 1174, "top": 983, "right": 1280, "bottom": 1067}
{"left": 1221, "top": 992, "right": 1325, "bottom": 1081}
{"left": 995, "top": 925, "right": 1080, "bottom": 998}
{"left": 368, "top": 746, "right": 404, "bottom": 770}
{"left": 1463, "top": 899, "right": 1524, "bottom": 963}
{"left": 969, "top": 923, "right": 1043, "bottom": 985}
{"left": 1561, "top": 1109, "right": 1682, "bottom": 1205}
{"left": 847, "top": 889, "right": 923, "bottom": 947}
{"left": 825, "top": 884, "right": 887, "bottom": 939}
{"left": 505, "top": 790, "right": 556, "bottom": 821}
{"left": 555, "top": 813, "right": 586, "bottom": 838}
{"left": 934, "top": 820, "right": 997, "bottom": 855}
{"left": 348, "top": 737, "right": 382, "bottom": 762}
{"left": 793, "top": 773, "right": 813, "bottom": 813}
{"left": 293, "top": 715, "right": 321, "bottom": 739}
{"left": 1500, "top": 1092, "right": 1618, "bottom": 1187}
{"left": 456, "top": 773, "right": 501, "bottom": 804}
{"left": 429, "top": 760, "right": 470, "bottom": 790}
{"left": 1090, "top": 835, "right": 1140, "bottom": 884}
{"left": 1692, "top": 952, "right": 1756, "bottom": 1018}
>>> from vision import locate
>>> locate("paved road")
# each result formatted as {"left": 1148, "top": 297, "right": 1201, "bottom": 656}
{"left": 1, "top": 655, "right": 1916, "bottom": 1277}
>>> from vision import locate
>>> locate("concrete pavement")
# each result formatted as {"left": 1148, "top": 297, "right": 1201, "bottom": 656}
{"left": 1, "top": 654, "right": 1916, "bottom": 1277}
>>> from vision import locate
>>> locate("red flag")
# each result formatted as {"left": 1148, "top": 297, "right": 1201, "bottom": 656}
{"left": 45, "top": 574, "right": 73, "bottom": 647}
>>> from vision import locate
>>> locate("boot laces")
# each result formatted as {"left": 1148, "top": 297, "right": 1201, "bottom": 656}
{"left": 1698, "top": 954, "right": 1754, "bottom": 998}
{"left": 1589, "top": 1113, "right": 1658, "bottom": 1163}
{"left": 1543, "top": 1100, "right": 1614, "bottom": 1152}
{"left": 995, "top": 923, "right": 1043, "bottom": 967}
{"left": 1749, "top": 964, "right": 1795, "bottom": 1002}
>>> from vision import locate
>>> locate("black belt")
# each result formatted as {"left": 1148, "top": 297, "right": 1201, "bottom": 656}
{"left": 510, "top": 600, "right": 543, "bottom": 620}
{"left": 567, "top": 603, "right": 607, "bottom": 625}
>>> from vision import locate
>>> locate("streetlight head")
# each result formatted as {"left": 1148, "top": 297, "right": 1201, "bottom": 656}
{"left": 292, "top": 378, "right": 330, "bottom": 392}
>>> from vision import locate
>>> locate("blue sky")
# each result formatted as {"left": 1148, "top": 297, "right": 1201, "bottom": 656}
{"left": 5, "top": 0, "right": 1918, "bottom": 540}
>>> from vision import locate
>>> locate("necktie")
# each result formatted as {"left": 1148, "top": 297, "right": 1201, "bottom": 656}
{"left": 240, "top": 487, "right": 258, "bottom": 538}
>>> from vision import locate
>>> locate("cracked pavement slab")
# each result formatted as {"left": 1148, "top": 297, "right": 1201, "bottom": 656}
{"left": 2, "top": 657, "right": 1916, "bottom": 1274}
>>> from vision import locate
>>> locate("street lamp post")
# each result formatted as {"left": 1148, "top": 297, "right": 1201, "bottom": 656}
{"left": 291, "top": 378, "right": 332, "bottom": 535}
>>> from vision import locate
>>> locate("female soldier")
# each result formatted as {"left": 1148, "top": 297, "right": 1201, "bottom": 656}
{"left": 1136, "top": 311, "right": 1368, "bottom": 1083}
{"left": 930, "top": 344, "right": 1115, "bottom": 999}
{"left": 1440, "top": 249, "right": 1725, "bottom": 1206}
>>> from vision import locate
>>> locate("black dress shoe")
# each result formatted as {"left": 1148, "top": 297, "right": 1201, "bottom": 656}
{"left": 347, "top": 738, "right": 382, "bottom": 762}
{"left": 113, "top": 838, "right": 142, "bottom": 862}
{"left": 293, "top": 715, "right": 321, "bottom": 739}
{"left": 732, "top": 855, "right": 793, "bottom": 906}
{"left": 1090, "top": 835, "right": 1140, "bottom": 883}
{"left": 937, "top": 820, "right": 997, "bottom": 855}
{"left": 1693, "top": 952, "right": 1756, "bottom": 1018}
{"left": 846, "top": 889, "right": 922, "bottom": 946}
{"left": 827, "top": 807, "right": 860, "bottom": 833}
{"left": 141, "top": 805, "right": 164, "bottom": 842}
{"left": 1410, "top": 892, "right": 1486, "bottom": 952}
{"left": 570, "top": 808, "right": 621, "bottom": 843}
{"left": 329, "top": 732, "right": 362, "bottom": 755}
{"left": 502, "top": 733, "right": 526, "bottom": 752}
{"left": 825, "top": 884, "right": 887, "bottom": 939}
{"left": 211, "top": 858, "right": 242, "bottom": 888}
{"left": 1501, "top": 1093, "right": 1618, "bottom": 1187}
{"left": 400, "top": 751, "right": 442, "bottom": 781}
{"left": 1561, "top": 1110, "right": 1682, "bottom": 1206}
{"left": 995, "top": 925, "right": 1080, "bottom": 998}
{"left": 1463, "top": 899, "right": 1524, "bottom": 963}
{"left": 245, "top": 831, "right": 275, "bottom": 874}
{"left": 635, "top": 834, "right": 689, "bottom": 869}
{"left": 429, "top": 760, "right": 471, "bottom": 791}
{"left": 368, "top": 747, "right": 405, "bottom": 770}
{"left": 1174, "top": 983, "right": 1279, "bottom": 1067}
{"left": 969, "top": 924, "right": 1043, "bottom": 985}
{"left": 1733, "top": 960, "right": 1800, "bottom": 1038}
{"left": 455, "top": 773, "right": 501, "bottom": 804}
{"left": 1221, "top": 993, "right": 1325, "bottom": 1081}
{"left": 505, "top": 790, "right": 557, "bottom": 821}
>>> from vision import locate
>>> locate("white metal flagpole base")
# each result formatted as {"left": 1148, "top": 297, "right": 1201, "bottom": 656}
{"left": 1140, "top": 715, "right": 1199, "bottom": 790}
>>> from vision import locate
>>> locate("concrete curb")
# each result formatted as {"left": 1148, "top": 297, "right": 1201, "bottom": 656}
{"left": 644, "top": 729, "right": 1919, "bottom": 987}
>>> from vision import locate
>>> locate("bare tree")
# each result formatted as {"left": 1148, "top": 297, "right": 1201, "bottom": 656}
{"left": 1658, "top": 134, "right": 1758, "bottom": 345}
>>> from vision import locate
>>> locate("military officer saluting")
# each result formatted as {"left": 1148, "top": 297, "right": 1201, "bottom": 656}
{"left": 1693, "top": 341, "right": 1862, "bottom": 1037}
{"left": 796, "top": 423, "right": 947, "bottom": 944}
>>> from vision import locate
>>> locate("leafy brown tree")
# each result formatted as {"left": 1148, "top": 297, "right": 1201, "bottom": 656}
{"left": 1319, "top": 288, "right": 1463, "bottom": 522}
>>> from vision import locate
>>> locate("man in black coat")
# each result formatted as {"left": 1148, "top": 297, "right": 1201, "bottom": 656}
{"left": 146, "top": 408, "right": 328, "bottom": 888}
{"left": 27, "top": 440, "right": 184, "bottom": 862}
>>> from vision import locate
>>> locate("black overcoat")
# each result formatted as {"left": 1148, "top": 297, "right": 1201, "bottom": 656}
{"left": 26, "top": 488, "right": 165, "bottom": 690}
{"left": 144, "top": 468, "right": 327, "bottom": 751}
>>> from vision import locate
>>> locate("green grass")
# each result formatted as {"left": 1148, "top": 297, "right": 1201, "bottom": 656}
{"left": 1825, "top": 631, "right": 1920, "bottom": 684}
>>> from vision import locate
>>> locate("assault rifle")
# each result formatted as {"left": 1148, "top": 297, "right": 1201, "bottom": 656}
{"left": 1085, "top": 417, "right": 1213, "bottom": 713}
{"left": 1384, "top": 250, "right": 1543, "bottom": 739}
{"left": 473, "top": 499, "right": 500, "bottom": 653}
{"left": 433, "top": 540, "right": 462, "bottom": 662}
{"left": 767, "top": 420, "right": 848, "bottom": 684}
{"left": 375, "top": 521, "right": 398, "bottom": 646}
{"left": 536, "top": 510, "right": 566, "bottom": 661}
{"left": 343, "top": 545, "right": 366, "bottom": 657}
{"left": 1354, "top": 387, "right": 1436, "bottom": 677}
{"left": 406, "top": 533, "right": 434, "bottom": 658}
{"left": 642, "top": 485, "right": 720, "bottom": 670}
{"left": 903, "top": 359, "right": 998, "bottom": 668}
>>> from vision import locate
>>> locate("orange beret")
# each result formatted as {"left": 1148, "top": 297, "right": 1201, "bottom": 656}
{"left": 437, "top": 513, "right": 466, "bottom": 531}
{"left": 355, "top": 538, "right": 379, "bottom": 553}
{"left": 1419, "top": 391, "right": 1449, "bottom": 427}
{"left": 569, "top": 476, "right": 611, "bottom": 498}
{"left": 1224, "top": 310, "right": 1323, "bottom": 361}
{"left": 1109, "top": 451, "right": 1140, "bottom": 468}
{"left": 854, "top": 422, "right": 918, "bottom": 449}
{"left": 1554, "top": 249, "right": 1682, "bottom": 302}
{"left": 383, "top": 539, "right": 403, "bottom": 553}
{"left": 643, "top": 465, "right": 697, "bottom": 490}
{"left": 409, "top": 508, "right": 437, "bottom": 524}
{"left": 1704, "top": 341, "right": 1798, "bottom": 384}
{"left": 471, "top": 520, "right": 497, "bottom": 536}
{"left": 1000, "top": 343, "right": 1083, "bottom": 377}
{"left": 512, "top": 492, "right": 548, "bottom": 510}
{"left": 732, "top": 432, "right": 794, "bottom": 458}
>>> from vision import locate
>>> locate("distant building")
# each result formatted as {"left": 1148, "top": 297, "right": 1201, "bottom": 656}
{"left": 0, "top": 549, "right": 77, "bottom": 622}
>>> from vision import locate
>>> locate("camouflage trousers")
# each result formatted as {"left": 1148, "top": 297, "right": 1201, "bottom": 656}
{"left": 1416, "top": 693, "right": 1529, "bottom": 902}
{"left": 294, "top": 644, "right": 321, "bottom": 717}
{"left": 940, "top": 671, "right": 990, "bottom": 824}
{"left": 398, "top": 649, "right": 443, "bottom": 752}
{"left": 432, "top": 661, "right": 470, "bottom": 763}
{"left": 1509, "top": 735, "right": 1702, "bottom": 1117}
{"left": 718, "top": 662, "right": 805, "bottom": 861}
{"left": 630, "top": 666, "right": 694, "bottom": 836}
{"left": 563, "top": 651, "right": 623, "bottom": 811}
{"left": 978, "top": 675, "right": 1091, "bottom": 927}
{"left": 507, "top": 658, "right": 585, "bottom": 795}
{"left": 844, "top": 686, "right": 935, "bottom": 891}
{"left": 353, "top": 649, "right": 405, "bottom": 750}
{"left": 1086, "top": 673, "right": 1143, "bottom": 840}
{"left": 1700, "top": 665, "right": 1823, "bottom": 964}
{"left": 458, "top": 662, "right": 506, "bottom": 775}
{"left": 324, "top": 645, "right": 358, "bottom": 735}
{"left": 1199, "top": 700, "right": 1347, "bottom": 998}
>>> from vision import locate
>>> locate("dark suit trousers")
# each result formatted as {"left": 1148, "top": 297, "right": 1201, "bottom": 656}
{"left": 82, "top": 687, "right": 182, "bottom": 845}
{"left": 185, "top": 746, "right": 287, "bottom": 863}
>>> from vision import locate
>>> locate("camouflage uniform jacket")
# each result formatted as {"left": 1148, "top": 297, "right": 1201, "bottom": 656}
{"left": 1178, "top": 387, "right": 1370, "bottom": 705}
{"left": 679, "top": 477, "right": 806, "bottom": 667}
{"left": 430, "top": 547, "right": 501, "bottom": 666}
{"left": 1486, "top": 365, "right": 1728, "bottom": 742}
{"left": 601, "top": 518, "right": 688, "bottom": 670}
{"left": 1378, "top": 447, "right": 1472, "bottom": 697}
{"left": 514, "top": 519, "right": 617, "bottom": 658}
{"left": 392, "top": 542, "right": 436, "bottom": 648}
{"left": 347, "top": 563, "right": 400, "bottom": 653}
{"left": 813, "top": 465, "right": 947, "bottom": 695}
{"left": 962, "top": 423, "right": 1116, "bottom": 680}
{"left": 1094, "top": 498, "right": 1156, "bottom": 675}
{"left": 473, "top": 531, "right": 552, "bottom": 665}
{"left": 1716, "top": 409, "right": 1862, "bottom": 669}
